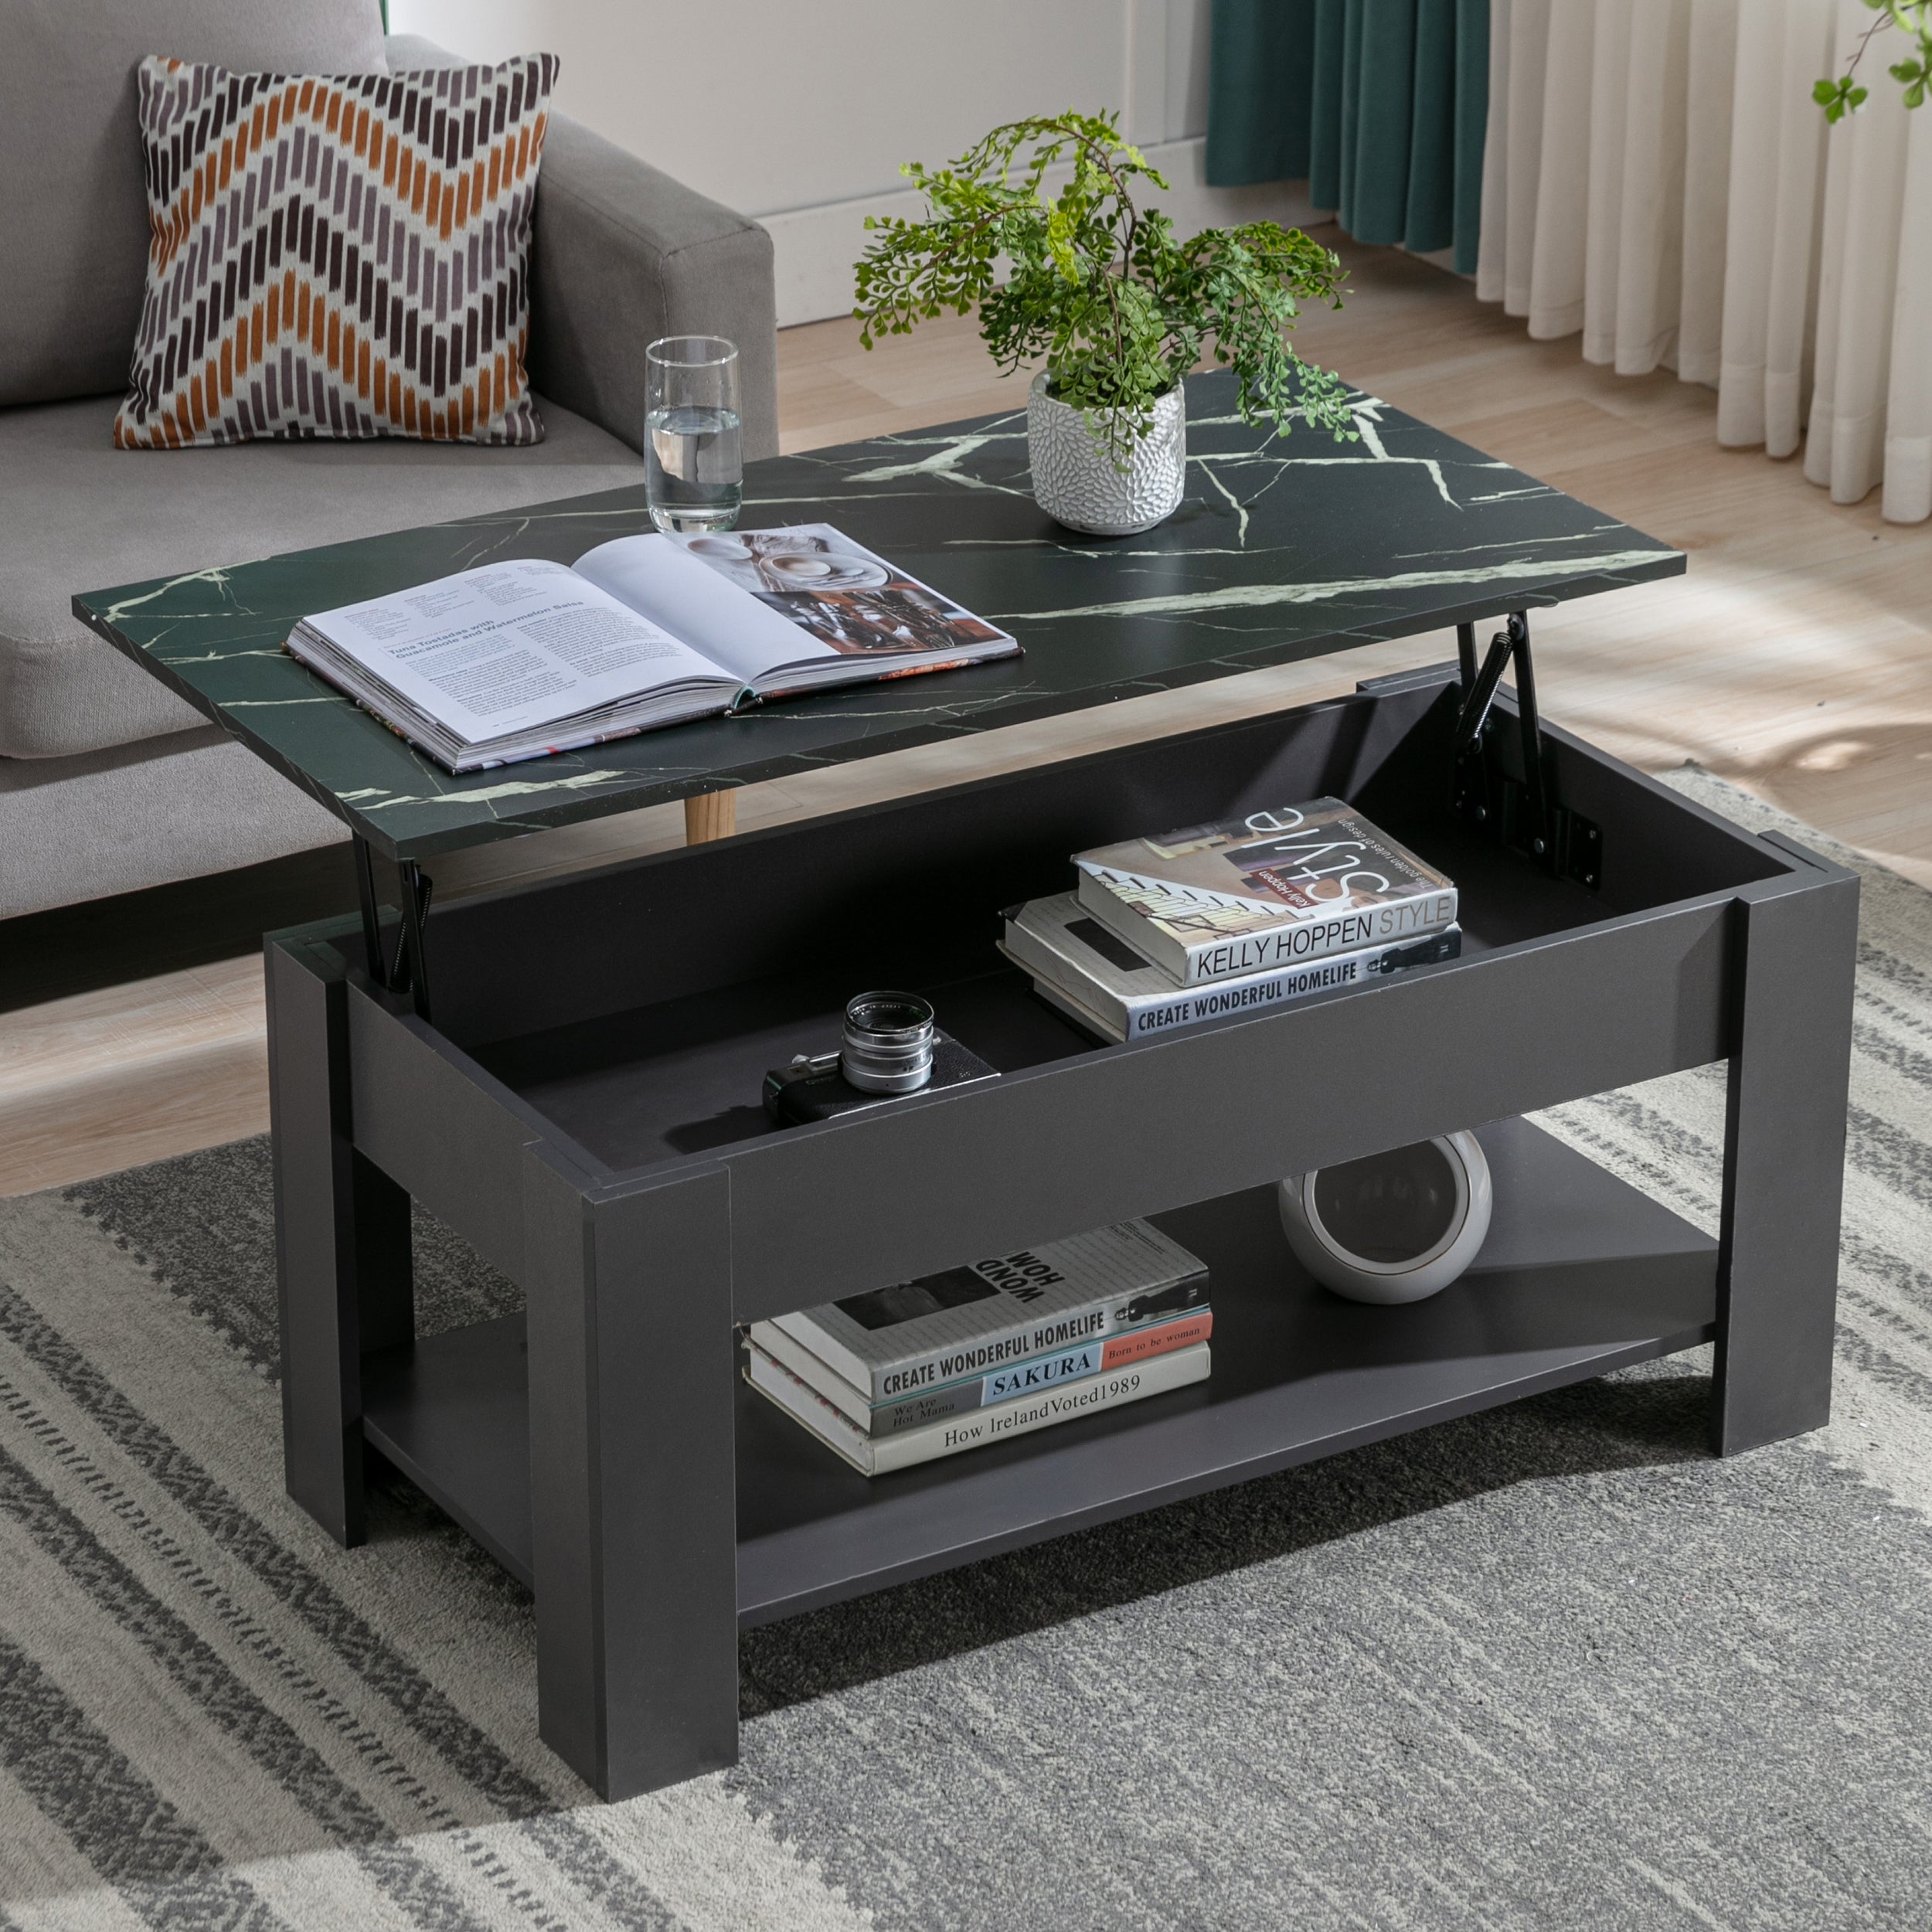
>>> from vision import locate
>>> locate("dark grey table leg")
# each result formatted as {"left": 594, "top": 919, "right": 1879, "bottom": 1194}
{"left": 1711, "top": 860, "right": 1859, "bottom": 1455}
{"left": 523, "top": 1148, "right": 739, "bottom": 1799}
{"left": 267, "top": 937, "right": 415, "bottom": 1545}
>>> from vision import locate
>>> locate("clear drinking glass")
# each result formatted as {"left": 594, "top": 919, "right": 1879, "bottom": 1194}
{"left": 645, "top": 335, "right": 743, "bottom": 533}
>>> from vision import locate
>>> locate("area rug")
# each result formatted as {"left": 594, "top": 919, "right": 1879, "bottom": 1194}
{"left": 3, "top": 769, "right": 1930, "bottom": 1931}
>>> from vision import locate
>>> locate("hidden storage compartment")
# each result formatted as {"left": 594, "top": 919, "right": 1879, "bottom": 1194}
{"left": 345, "top": 674, "right": 1788, "bottom": 1622}
{"left": 427, "top": 678, "right": 1788, "bottom": 1175}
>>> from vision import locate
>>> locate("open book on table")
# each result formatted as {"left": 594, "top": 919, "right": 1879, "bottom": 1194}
{"left": 285, "top": 523, "right": 1019, "bottom": 773}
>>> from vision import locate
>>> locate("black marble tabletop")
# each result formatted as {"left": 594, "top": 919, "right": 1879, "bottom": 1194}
{"left": 74, "top": 370, "right": 1683, "bottom": 862}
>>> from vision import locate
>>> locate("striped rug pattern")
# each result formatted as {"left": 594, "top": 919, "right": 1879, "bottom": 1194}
{"left": 0, "top": 770, "right": 1927, "bottom": 1928}
{"left": 1538, "top": 770, "right": 1932, "bottom": 1514}
{"left": 112, "top": 56, "right": 554, "bottom": 449}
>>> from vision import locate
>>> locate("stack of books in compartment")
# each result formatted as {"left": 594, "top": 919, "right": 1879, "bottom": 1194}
{"left": 1002, "top": 797, "right": 1461, "bottom": 1045}
{"left": 743, "top": 1220, "right": 1212, "bottom": 1475}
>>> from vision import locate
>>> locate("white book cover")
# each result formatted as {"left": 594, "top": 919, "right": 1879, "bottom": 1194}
{"left": 1072, "top": 798, "right": 1456, "bottom": 986}
{"left": 768, "top": 1219, "right": 1208, "bottom": 1405}
{"left": 1003, "top": 893, "right": 1463, "bottom": 1043}
{"left": 744, "top": 1338, "right": 1212, "bottom": 1475}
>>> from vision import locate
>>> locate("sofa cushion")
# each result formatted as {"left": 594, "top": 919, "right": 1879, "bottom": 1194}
{"left": 0, "top": 392, "right": 648, "bottom": 760}
{"left": 114, "top": 53, "right": 556, "bottom": 447}
{"left": 0, "top": 727, "right": 345, "bottom": 920}
{"left": 2, "top": 0, "right": 389, "bottom": 409}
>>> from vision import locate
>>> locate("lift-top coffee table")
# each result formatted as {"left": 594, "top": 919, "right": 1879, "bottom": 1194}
{"left": 77, "top": 373, "right": 1857, "bottom": 1801}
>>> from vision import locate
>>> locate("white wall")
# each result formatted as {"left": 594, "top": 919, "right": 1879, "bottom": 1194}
{"left": 388, "top": 0, "right": 1324, "bottom": 323}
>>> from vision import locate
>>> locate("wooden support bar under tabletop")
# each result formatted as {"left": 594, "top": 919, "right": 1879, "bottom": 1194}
{"left": 683, "top": 790, "right": 736, "bottom": 845}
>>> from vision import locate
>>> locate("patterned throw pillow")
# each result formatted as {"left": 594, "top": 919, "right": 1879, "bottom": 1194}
{"left": 113, "top": 54, "right": 558, "bottom": 448}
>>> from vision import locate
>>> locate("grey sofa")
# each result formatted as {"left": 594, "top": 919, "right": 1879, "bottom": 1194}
{"left": 0, "top": 0, "right": 777, "bottom": 920}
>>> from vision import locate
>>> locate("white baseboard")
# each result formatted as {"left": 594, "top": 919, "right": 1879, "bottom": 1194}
{"left": 760, "top": 137, "right": 1334, "bottom": 328}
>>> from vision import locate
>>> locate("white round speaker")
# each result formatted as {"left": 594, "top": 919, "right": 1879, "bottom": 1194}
{"left": 1277, "top": 1132, "right": 1492, "bottom": 1304}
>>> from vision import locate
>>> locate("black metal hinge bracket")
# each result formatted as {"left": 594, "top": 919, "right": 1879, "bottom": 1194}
{"left": 1451, "top": 613, "right": 1601, "bottom": 890}
{"left": 353, "top": 835, "right": 436, "bottom": 1020}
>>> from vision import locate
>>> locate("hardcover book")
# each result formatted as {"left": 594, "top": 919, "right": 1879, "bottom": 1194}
{"left": 753, "top": 1304, "right": 1214, "bottom": 1437}
{"left": 743, "top": 1337, "right": 1213, "bottom": 1475}
{"left": 1073, "top": 798, "right": 1456, "bottom": 985}
{"left": 765, "top": 1219, "right": 1208, "bottom": 1407}
{"left": 286, "top": 523, "right": 1017, "bottom": 773}
{"left": 1002, "top": 893, "right": 1462, "bottom": 1044}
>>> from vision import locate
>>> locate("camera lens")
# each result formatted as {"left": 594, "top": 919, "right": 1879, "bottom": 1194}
{"left": 841, "top": 991, "right": 936, "bottom": 1094}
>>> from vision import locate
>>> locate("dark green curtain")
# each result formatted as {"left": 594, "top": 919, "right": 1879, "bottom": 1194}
{"left": 1206, "top": 0, "right": 1488, "bottom": 277}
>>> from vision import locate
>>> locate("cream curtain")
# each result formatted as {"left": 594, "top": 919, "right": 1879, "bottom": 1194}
{"left": 1478, "top": 0, "right": 1931, "bottom": 523}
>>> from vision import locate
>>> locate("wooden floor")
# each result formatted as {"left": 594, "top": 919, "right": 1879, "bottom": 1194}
{"left": 5, "top": 235, "right": 1929, "bottom": 1194}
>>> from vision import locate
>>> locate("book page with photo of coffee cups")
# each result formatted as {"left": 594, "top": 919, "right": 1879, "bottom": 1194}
{"left": 572, "top": 524, "right": 1015, "bottom": 691}
{"left": 571, "top": 532, "right": 827, "bottom": 689}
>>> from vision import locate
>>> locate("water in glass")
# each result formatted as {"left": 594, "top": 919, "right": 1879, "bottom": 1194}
{"left": 645, "top": 335, "right": 742, "bottom": 534}
{"left": 645, "top": 404, "right": 743, "bottom": 532}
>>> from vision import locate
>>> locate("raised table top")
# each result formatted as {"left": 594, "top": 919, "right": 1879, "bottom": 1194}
{"left": 74, "top": 370, "right": 1683, "bottom": 862}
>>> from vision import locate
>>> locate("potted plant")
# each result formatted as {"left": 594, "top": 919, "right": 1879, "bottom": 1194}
{"left": 852, "top": 111, "right": 1355, "bottom": 537}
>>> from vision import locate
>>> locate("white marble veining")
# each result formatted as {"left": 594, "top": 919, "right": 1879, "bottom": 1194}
{"left": 74, "top": 369, "right": 1682, "bottom": 859}
{"left": 990, "top": 549, "right": 1675, "bottom": 625}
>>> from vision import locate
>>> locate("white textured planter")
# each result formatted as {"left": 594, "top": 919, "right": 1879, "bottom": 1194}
{"left": 1026, "top": 371, "right": 1185, "bottom": 536}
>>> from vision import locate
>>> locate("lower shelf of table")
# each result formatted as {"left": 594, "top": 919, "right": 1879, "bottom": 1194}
{"left": 359, "top": 1116, "right": 1716, "bottom": 1628}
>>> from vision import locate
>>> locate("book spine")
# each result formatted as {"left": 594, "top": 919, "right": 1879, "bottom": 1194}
{"left": 1080, "top": 870, "right": 1458, "bottom": 986}
{"left": 1117, "top": 927, "right": 1462, "bottom": 1038}
{"left": 868, "top": 1309, "right": 1213, "bottom": 1436}
{"left": 743, "top": 1339, "right": 1214, "bottom": 1475}
{"left": 1100, "top": 1311, "right": 1213, "bottom": 1366}
{"left": 872, "top": 1343, "right": 1211, "bottom": 1474}
{"left": 798, "top": 1264, "right": 1210, "bottom": 1405}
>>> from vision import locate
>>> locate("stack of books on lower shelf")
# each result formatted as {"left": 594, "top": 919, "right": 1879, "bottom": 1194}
{"left": 743, "top": 1219, "right": 1212, "bottom": 1476}
{"left": 1002, "top": 795, "right": 1462, "bottom": 1044}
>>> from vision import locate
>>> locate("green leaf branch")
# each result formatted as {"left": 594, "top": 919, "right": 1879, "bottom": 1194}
{"left": 1815, "top": 0, "right": 1931, "bottom": 119}
{"left": 852, "top": 111, "right": 1354, "bottom": 464}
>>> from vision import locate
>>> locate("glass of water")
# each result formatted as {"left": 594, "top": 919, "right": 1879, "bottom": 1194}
{"left": 645, "top": 335, "right": 743, "bottom": 533}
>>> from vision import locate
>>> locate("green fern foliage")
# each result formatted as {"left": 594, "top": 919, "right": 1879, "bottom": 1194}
{"left": 852, "top": 111, "right": 1354, "bottom": 462}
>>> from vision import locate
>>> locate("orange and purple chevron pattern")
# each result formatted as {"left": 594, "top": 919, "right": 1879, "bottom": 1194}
{"left": 114, "top": 54, "right": 557, "bottom": 448}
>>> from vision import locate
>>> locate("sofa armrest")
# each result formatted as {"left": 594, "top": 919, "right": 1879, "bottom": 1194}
{"left": 529, "top": 120, "right": 779, "bottom": 461}
{"left": 385, "top": 34, "right": 779, "bottom": 461}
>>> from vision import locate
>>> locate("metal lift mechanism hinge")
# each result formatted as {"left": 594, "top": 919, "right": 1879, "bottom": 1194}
{"left": 1451, "top": 614, "right": 1602, "bottom": 891}
{"left": 354, "top": 836, "right": 435, "bottom": 1019}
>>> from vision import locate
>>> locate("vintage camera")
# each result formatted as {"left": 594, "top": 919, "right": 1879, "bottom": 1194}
{"left": 764, "top": 992, "right": 999, "bottom": 1126}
